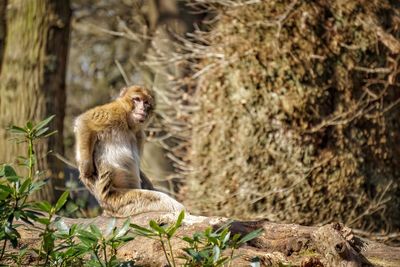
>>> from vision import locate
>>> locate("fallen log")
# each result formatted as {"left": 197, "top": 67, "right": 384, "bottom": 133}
{"left": 14, "top": 212, "right": 400, "bottom": 266}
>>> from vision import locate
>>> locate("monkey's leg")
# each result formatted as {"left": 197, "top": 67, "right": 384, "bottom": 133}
{"left": 95, "top": 167, "right": 184, "bottom": 217}
{"left": 102, "top": 189, "right": 185, "bottom": 217}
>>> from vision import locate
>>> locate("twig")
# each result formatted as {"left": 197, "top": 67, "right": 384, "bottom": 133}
{"left": 53, "top": 153, "right": 77, "bottom": 169}
{"left": 115, "top": 60, "right": 130, "bottom": 86}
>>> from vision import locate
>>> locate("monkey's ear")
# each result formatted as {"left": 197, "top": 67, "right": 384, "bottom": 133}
{"left": 119, "top": 87, "right": 128, "bottom": 97}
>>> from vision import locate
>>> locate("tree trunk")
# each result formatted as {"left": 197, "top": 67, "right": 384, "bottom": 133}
{"left": 0, "top": 0, "right": 6, "bottom": 73}
{"left": 0, "top": 0, "right": 71, "bottom": 202}
{"left": 12, "top": 213, "right": 400, "bottom": 266}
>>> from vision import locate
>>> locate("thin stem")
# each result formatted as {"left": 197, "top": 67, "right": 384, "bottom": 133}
{"left": 102, "top": 240, "right": 108, "bottom": 267}
{"left": 166, "top": 237, "right": 176, "bottom": 267}
{"left": 159, "top": 237, "right": 172, "bottom": 267}
{"left": 0, "top": 239, "right": 7, "bottom": 261}
{"left": 28, "top": 137, "right": 34, "bottom": 180}
{"left": 36, "top": 242, "right": 43, "bottom": 265}
{"left": 228, "top": 247, "right": 235, "bottom": 267}
{"left": 37, "top": 213, "right": 53, "bottom": 266}
{"left": 94, "top": 249, "right": 106, "bottom": 267}
{"left": 44, "top": 245, "right": 50, "bottom": 266}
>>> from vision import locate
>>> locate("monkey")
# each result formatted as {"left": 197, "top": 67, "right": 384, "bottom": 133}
{"left": 74, "top": 85, "right": 185, "bottom": 217}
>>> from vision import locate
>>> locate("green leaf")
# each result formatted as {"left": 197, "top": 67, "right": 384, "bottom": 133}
{"left": 74, "top": 244, "right": 91, "bottom": 256}
{"left": 89, "top": 224, "right": 102, "bottom": 238}
{"left": 30, "top": 180, "right": 47, "bottom": 192}
{"left": 214, "top": 220, "right": 232, "bottom": 234}
{"left": 70, "top": 224, "right": 78, "bottom": 235}
{"left": 55, "top": 191, "right": 69, "bottom": 212}
{"left": 115, "top": 219, "right": 130, "bottom": 238}
{"left": 208, "top": 236, "right": 219, "bottom": 245}
{"left": 2, "top": 165, "right": 17, "bottom": 177}
{"left": 34, "top": 201, "right": 52, "bottom": 213}
{"left": 24, "top": 210, "right": 42, "bottom": 221}
{"left": 105, "top": 218, "right": 116, "bottom": 236}
{"left": 183, "top": 248, "right": 201, "bottom": 262}
{"left": 176, "top": 210, "right": 185, "bottom": 227}
{"left": 129, "top": 223, "right": 153, "bottom": 234}
{"left": 118, "top": 236, "right": 135, "bottom": 242}
{"left": 238, "top": 228, "right": 263, "bottom": 244}
{"left": 166, "top": 210, "right": 185, "bottom": 238}
{"left": 19, "top": 178, "right": 32, "bottom": 194}
{"left": 78, "top": 229, "right": 98, "bottom": 241}
{"left": 149, "top": 220, "right": 166, "bottom": 235}
{"left": 167, "top": 225, "right": 179, "bottom": 239}
{"left": 26, "top": 121, "right": 33, "bottom": 130}
{"left": 66, "top": 201, "right": 79, "bottom": 213}
{"left": 222, "top": 231, "right": 231, "bottom": 244}
{"left": 4, "top": 225, "right": 20, "bottom": 238}
{"left": 34, "top": 127, "right": 49, "bottom": 137}
{"left": 0, "top": 190, "right": 10, "bottom": 200}
{"left": 43, "top": 130, "right": 57, "bottom": 138}
{"left": 215, "top": 256, "right": 230, "bottom": 265}
{"left": 182, "top": 236, "right": 194, "bottom": 244}
{"left": 212, "top": 245, "right": 220, "bottom": 262}
{"left": 56, "top": 219, "right": 69, "bottom": 233}
{"left": 6, "top": 176, "right": 20, "bottom": 183}
{"left": 20, "top": 216, "right": 34, "bottom": 226}
{"left": 0, "top": 184, "right": 14, "bottom": 194}
{"left": 32, "top": 115, "right": 55, "bottom": 132}
{"left": 232, "top": 233, "right": 241, "bottom": 242}
{"left": 78, "top": 236, "right": 97, "bottom": 247}
{"left": 8, "top": 125, "right": 27, "bottom": 134}
{"left": 35, "top": 217, "right": 50, "bottom": 225}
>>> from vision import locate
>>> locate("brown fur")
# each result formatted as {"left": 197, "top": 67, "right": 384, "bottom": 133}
{"left": 74, "top": 85, "right": 185, "bottom": 217}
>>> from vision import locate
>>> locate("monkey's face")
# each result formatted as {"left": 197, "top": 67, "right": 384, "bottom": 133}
{"left": 131, "top": 95, "right": 153, "bottom": 123}
{"left": 120, "top": 86, "right": 155, "bottom": 124}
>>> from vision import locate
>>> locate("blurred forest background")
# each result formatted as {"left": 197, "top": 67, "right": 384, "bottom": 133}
{"left": 0, "top": 0, "right": 399, "bottom": 245}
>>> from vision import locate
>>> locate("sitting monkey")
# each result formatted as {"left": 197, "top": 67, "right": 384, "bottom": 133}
{"left": 74, "top": 85, "right": 185, "bottom": 217}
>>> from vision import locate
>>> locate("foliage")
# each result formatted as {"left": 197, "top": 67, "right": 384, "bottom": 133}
{"left": 0, "top": 164, "right": 44, "bottom": 262}
{"left": 75, "top": 219, "right": 134, "bottom": 267}
{"left": 181, "top": 222, "right": 262, "bottom": 267}
{"left": 0, "top": 116, "right": 57, "bottom": 262}
{"left": 131, "top": 212, "right": 263, "bottom": 267}
{"left": 0, "top": 117, "right": 135, "bottom": 266}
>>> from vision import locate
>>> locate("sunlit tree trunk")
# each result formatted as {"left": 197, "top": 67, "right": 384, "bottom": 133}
{"left": 0, "top": 0, "right": 71, "bottom": 202}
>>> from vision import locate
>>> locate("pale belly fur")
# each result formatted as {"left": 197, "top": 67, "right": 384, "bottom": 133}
{"left": 95, "top": 130, "right": 141, "bottom": 189}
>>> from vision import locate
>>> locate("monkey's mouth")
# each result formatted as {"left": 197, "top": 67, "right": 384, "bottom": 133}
{"left": 133, "top": 113, "right": 147, "bottom": 123}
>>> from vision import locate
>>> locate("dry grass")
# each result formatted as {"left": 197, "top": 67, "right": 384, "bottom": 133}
{"left": 169, "top": 0, "right": 400, "bottom": 237}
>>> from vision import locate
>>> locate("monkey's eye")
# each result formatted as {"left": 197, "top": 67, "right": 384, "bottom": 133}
{"left": 144, "top": 101, "right": 152, "bottom": 109}
{"left": 132, "top": 97, "right": 141, "bottom": 102}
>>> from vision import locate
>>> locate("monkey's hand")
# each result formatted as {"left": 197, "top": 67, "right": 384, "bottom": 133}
{"left": 78, "top": 160, "right": 96, "bottom": 180}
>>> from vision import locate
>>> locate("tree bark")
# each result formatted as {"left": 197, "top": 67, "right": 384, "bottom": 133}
{"left": 0, "top": 0, "right": 71, "bottom": 202}
{"left": 14, "top": 213, "right": 400, "bottom": 267}
{"left": 0, "top": 0, "right": 6, "bottom": 73}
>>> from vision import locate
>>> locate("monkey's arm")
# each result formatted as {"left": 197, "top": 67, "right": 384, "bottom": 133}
{"left": 135, "top": 130, "right": 155, "bottom": 190}
{"left": 74, "top": 116, "right": 97, "bottom": 191}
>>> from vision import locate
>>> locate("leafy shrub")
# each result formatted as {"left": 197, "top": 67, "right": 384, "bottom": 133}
{"left": 131, "top": 212, "right": 262, "bottom": 267}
